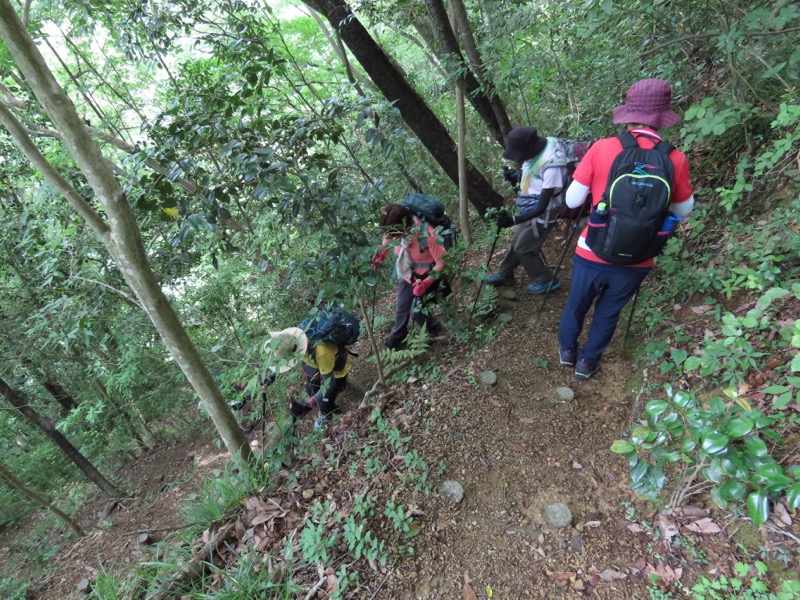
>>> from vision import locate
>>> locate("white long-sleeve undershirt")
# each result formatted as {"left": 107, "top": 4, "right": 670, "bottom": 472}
{"left": 564, "top": 180, "right": 695, "bottom": 216}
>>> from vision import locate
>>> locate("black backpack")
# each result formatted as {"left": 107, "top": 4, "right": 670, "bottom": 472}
{"left": 400, "top": 193, "right": 456, "bottom": 251}
{"left": 585, "top": 132, "right": 675, "bottom": 265}
{"left": 300, "top": 309, "right": 360, "bottom": 371}
{"left": 301, "top": 308, "right": 360, "bottom": 347}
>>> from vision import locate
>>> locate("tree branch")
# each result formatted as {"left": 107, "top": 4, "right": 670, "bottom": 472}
{"left": 69, "top": 275, "right": 144, "bottom": 310}
{"left": 642, "top": 27, "right": 800, "bottom": 58}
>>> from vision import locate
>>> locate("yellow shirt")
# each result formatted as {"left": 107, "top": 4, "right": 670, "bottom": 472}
{"left": 302, "top": 341, "right": 351, "bottom": 378}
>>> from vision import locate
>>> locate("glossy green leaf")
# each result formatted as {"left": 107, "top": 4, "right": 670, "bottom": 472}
{"left": 787, "top": 483, "right": 800, "bottom": 510}
{"left": 631, "top": 460, "right": 648, "bottom": 483}
{"left": 719, "top": 479, "right": 747, "bottom": 500}
{"left": 709, "top": 396, "right": 726, "bottom": 415}
{"left": 701, "top": 434, "right": 730, "bottom": 455}
{"left": 744, "top": 436, "right": 768, "bottom": 457}
{"left": 705, "top": 461, "right": 725, "bottom": 483}
{"left": 611, "top": 440, "right": 635, "bottom": 454}
{"left": 709, "top": 486, "right": 727, "bottom": 509}
{"left": 630, "top": 425, "right": 651, "bottom": 444}
{"left": 672, "top": 390, "right": 696, "bottom": 409}
{"left": 726, "top": 417, "right": 754, "bottom": 437}
{"left": 647, "top": 465, "right": 666, "bottom": 491}
{"left": 645, "top": 400, "right": 669, "bottom": 417}
{"left": 746, "top": 491, "right": 770, "bottom": 526}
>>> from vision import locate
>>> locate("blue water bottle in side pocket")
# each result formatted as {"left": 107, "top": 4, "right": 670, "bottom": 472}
{"left": 589, "top": 202, "right": 608, "bottom": 225}
{"left": 660, "top": 212, "right": 682, "bottom": 234}
{"left": 585, "top": 202, "right": 608, "bottom": 250}
{"left": 650, "top": 212, "right": 682, "bottom": 258}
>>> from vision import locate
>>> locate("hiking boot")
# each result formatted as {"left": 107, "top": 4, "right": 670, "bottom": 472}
{"left": 289, "top": 400, "right": 312, "bottom": 418}
{"left": 559, "top": 348, "right": 577, "bottom": 368}
{"left": 427, "top": 321, "right": 443, "bottom": 336}
{"left": 383, "top": 335, "right": 404, "bottom": 350}
{"left": 575, "top": 358, "right": 600, "bottom": 380}
{"left": 313, "top": 413, "right": 329, "bottom": 430}
{"left": 527, "top": 279, "right": 561, "bottom": 295}
{"left": 486, "top": 273, "right": 515, "bottom": 286}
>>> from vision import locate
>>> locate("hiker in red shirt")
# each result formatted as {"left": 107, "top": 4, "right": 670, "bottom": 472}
{"left": 374, "top": 203, "right": 449, "bottom": 350}
{"left": 557, "top": 79, "right": 695, "bottom": 380}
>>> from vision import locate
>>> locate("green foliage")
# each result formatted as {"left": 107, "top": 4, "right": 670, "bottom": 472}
{"left": 180, "top": 465, "right": 249, "bottom": 525}
{"left": 612, "top": 382, "right": 799, "bottom": 526}
{"left": 690, "top": 561, "right": 800, "bottom": 600}
{"left": 683, "top": 287, "right": 798, "bottom": 385}
{"left": 0, "top": 576, "right": 28, "bottom": 600}
{"left": 195, "top": 548, "right": 302, "bottom": 599}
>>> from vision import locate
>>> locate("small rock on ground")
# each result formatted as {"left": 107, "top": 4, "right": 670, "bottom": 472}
{"left": 555, "top": 386, "right": 575, "bottom": 402}
{"left": 438, "top": 480, "right": 464, "bottom": 504}
{"left": 542, "top": 502, "right": 573, "bottom": 528}
{"left": 479, "top": 371, "right": 497, "bottom": 386}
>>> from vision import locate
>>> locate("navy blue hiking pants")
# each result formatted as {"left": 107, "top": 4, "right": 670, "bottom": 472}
{"left": 557, "top": 255, "right": 650, "bottom": 363}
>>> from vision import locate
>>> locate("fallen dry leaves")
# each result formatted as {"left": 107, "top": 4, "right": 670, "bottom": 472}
{"left": 546, "top": 569, "right": 577, "bottom": 581}
{"left": 658, "top": 514, "right": 679, "bottom": 542}
{"left": 683, "top": 517, "right": 721, "bottom": 534}
{"left": 462, "top": 569, "right": 478, "bottom": 600}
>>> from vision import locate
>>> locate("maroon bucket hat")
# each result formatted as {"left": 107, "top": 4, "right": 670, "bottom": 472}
{"left": 613, "top": 79, "right": 682, "bottom": 130}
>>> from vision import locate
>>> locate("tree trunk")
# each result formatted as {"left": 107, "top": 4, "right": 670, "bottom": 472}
{"left": 452, "top": 10, "right": 471, "bottom": 245}
{"left": 41, "top": 379, "right": 80, "bottom": 414}
{"left": 302, "top": 0, "right": 504, "bottom": 215}
{"left": 0, "top": 2, "right": 252, "bottom": 464}
{"left": 448, "top": 0, "right": 512, "bottom": 141}
{"left": 423, "top": 0, "right": 507, "bottom": 145}
{"left": 0, "top": 460, "right": 84, "bottom": 536}
{"left": 0, "top": 376, "right": 124, "bottom": 498}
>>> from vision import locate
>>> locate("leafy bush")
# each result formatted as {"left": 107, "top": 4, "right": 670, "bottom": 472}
{"left": 612, "top": 378, "right": 799, "bottom": 526}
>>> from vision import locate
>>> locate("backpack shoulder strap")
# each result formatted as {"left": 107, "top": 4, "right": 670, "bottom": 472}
{"left": 653, "top": 140, "right": 675, "bottom": 155}
{"left": 617, "top": 131, "right": 639, "bottom": 149}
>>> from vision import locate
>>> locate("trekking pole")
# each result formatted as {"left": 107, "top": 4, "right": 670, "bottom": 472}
{"left": 469, "top": 224, "right": 502, "bottom": 323}
{"left": 623, "top": 289, "right": 641, "bottom": 342}
{"left": 370, "top": 283, "right": 378, "bottom": 328}
{"left": 535, "top": 215, "right": 581, "bottom": 317}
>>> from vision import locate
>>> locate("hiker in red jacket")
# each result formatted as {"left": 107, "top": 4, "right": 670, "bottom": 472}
{"left": 373, "top": 203, "right": 448, "bottom": 350}
{"left": 558, "top": 79, "right": 696, "bottom": 380}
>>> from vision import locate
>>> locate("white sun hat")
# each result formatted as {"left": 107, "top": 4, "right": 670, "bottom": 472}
{"left": 263, "top": 327, "right": 309, "bottom": 373}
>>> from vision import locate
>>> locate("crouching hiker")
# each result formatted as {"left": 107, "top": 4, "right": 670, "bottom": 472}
{"left": 486, "top": 126, "right": 568, "bottom": 295}
{"left": 264, "top": 310, "right": 359, "bottom": 430}
{"left": 373, "top": 203, "right": 449, "bottom": 350}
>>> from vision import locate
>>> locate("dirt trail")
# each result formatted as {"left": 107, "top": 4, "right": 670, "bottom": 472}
{"left": 375, "top": 230, "right": 730, "bottom": 599}
{"left": 5, "top": 227, "right": 742, "bottom": 600}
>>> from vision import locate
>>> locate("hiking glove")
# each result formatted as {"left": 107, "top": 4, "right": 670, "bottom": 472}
{"left": 371, "top": 249, "right": 388, "bottom": 270}
{"left": 412, "top": 276, "right": 434, "bottom": 297}
{"left": 502, "top": 165, "right": 519, "bottom": 187}
{"left": 497, "top": 210, "right": 516, "bottom": 229}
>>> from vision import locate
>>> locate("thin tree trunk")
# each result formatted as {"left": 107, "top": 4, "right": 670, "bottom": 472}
{"left": 0, "top": 460, "right": 84, "bottom": 536}
{"left": 448, "top": 0, "right": 512, "bottom": 141}
{"left": 91, "top": 378, "right": 149, "bottom": 450}
{"left": 424, "top": 0, "right": 505, "bottom": 146}
{"left": 41, "top": 379, "right": 80, "bottom": 414}
{"left": 302, "top": 0, "right": 504, "bottom": 215}
{"left": 451, "top": 10, "right": 471, "bottom": 245}
{"left": 0, "top": 376, "right": 124, "bottom": 498}
{"left": 0, "top": 2, "right": 252, "bottom": 464}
